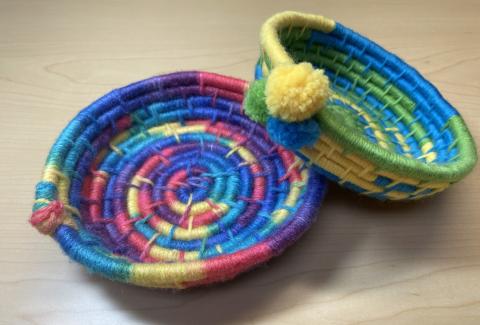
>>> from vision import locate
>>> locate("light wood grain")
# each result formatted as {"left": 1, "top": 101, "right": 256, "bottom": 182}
{"left": 1, "top": 0, "right": 479, "bottom": 324}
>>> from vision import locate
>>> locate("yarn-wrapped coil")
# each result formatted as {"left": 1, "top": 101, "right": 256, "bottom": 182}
{"left": 30, "top": 71, "right": 327, "bottom": 289}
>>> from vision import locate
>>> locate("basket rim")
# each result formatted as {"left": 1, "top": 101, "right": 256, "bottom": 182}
{"left": 259, "top": 11, "right": 477, "bottom": 182}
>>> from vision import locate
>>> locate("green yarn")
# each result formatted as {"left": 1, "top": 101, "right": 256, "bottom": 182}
{"left": 279, "top": 27, "right": 312, "bottom": 47}
{"left": 244, "top": 79, "right": 269, "bottom": 124}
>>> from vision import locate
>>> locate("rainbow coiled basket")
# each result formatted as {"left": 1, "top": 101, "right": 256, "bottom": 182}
{"left": 30, "top": 71, "right": 327, "bottom": 288}
{"left": 247, "top": 11, "right": 477, "bottom": 200}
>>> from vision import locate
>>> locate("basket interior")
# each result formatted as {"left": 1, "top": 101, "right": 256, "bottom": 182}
{"left": 276, "top": 25, "right": 463, "bottom": 166}
{"left": 32, "top": 71, "right": 326, "bottom": 287}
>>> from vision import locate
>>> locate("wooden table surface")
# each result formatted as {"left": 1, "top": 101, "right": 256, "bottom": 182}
{"left": 1, "top": 0, "right": 479, "bottom": 324}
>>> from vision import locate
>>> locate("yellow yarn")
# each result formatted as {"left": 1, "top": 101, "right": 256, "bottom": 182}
{"left": 260, "top": 11, "right": 336, "bottom": 67}
{"left": 265, "top": 62, "right": 330, "bottom": 122}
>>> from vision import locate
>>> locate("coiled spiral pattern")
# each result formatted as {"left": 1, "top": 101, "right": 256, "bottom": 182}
{"left": 30, "top": 71, "right": 327, "bottom": 288}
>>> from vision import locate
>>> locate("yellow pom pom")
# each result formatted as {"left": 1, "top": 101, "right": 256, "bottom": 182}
{"left": 265, "top": 62, "right": 330, "bottom": 122}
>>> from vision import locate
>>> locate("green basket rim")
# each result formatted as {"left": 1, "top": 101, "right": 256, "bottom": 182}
{"left": 316, "top": 108, "right": 477, "bottom": 183}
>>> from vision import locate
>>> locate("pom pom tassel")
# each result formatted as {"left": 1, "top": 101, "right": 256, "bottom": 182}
{"left": 266, "top": 117, "right": 320, "bottom": 150}
{"left": 243, "top": 79, "right": 269, "bottom": 124}
{"left": 244, "top": 61, "right": 328, "bottom": 150}
{"left": 265, "top": 62, "right": 330, "bottom": 122}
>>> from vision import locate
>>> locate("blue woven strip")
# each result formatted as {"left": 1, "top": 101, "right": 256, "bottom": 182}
{"left": 313, "top": 24, "right": 459, "bottom": 123}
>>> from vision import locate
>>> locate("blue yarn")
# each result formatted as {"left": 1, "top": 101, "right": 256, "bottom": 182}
{"left": 266, "top": 117, "right": 320, "bottom": 150}
{"left": 55, "top": 225, "right": 132, "bottom": 281}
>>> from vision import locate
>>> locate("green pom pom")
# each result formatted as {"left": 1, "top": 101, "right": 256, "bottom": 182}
{"left": 244, "top": 79, "right": 269, "bottom": 124}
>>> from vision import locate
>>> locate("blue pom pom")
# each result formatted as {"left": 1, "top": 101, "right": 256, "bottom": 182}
{"left": 266, "top": 117, "right": 320, "bottom": 150}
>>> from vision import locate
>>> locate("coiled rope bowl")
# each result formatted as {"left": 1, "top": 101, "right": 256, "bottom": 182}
{"left": 30, "top": 71, "right": 327, "bottom": 289}
{"left": 246, "top": 11, "right": 477, "bottom": 200}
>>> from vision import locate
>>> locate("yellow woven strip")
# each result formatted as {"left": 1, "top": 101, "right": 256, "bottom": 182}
{"left": 144, "top": 246, "right": 178, "bottom": 261}
{"left": 42, "top": 166, "right": 64, "bottom": 184}
{"left": 226, "top": 142, "right": 257, "bottom": 164}
{"left": 417, "top": 181, "right": 450, "bottom": 190}
{"left": 301, "top": 145, "right": 383, "bottom": 193}
{"left": 127, "top": 187, "right": 140, "bottom": 217}
{"left": 261, "top": 11, "right": 335, "bottom": 66}
{"left": 375, "top": 170, "right": 420, "bottom": 186}
{"left": 138, "top": 195, "right": 228, "bottom": 241}
{"left": 272, "top": 168, "right": 309, "bottom": 224}
{"left": 42, "top": 166, "right": 70, "bottom": 205}
{"left": 148, "top": 123, "right": 205, "bottom": 137}
{"left": 305, "top": 137, "right": 378, "bottom": 182}
{"left": 383, "top": 191, "right": 410, "bottom": 200}
{"left": 164, "top": 123, "right": 181, "bottom": 143}
{"left": 131, "top": 261, "right": 205, "bottom": 288}
{"left": 183, "top": 250, "right": 201, "bottom": 261}
{"left": 343, "top": 154, "right": 377, "bottom": 181}
{"left": 420, "top": 142, "right": 437, "bottom": 163}
{"left": 154, "top": 218, "right": 209, "bottom": 241}
{"left": 331, "top": 93, "right": 390, "bottom": 150}
{"left": 149, "top": 246, "right": 201, "bottom": 262}
{"left": 169, "top": 201, "right": 228, "bottom": 219}
{"left": 393, "top": 132, "right": 413, "bottom": 158}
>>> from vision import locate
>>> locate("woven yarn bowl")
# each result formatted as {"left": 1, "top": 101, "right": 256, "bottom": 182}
{"left": 254, "top": 11, "right": 477, "bottom": 200}
{"left": 30, "top": 71, "right": 327, "bottom": 288}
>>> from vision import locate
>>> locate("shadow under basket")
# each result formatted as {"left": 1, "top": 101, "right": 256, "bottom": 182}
{"left": 30, "top": 71, "right": 327, "bottom": 289}
{"left": 252, "top": 11, "right": 477, "bottom": 200}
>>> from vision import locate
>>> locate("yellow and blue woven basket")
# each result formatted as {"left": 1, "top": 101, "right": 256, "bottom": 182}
{"left": 245, "top": 11, "right": 477, "bottom": 200}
